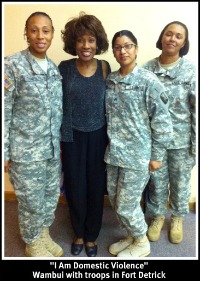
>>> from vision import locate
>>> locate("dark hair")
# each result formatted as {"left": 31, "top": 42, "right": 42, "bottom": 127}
{"left": 156, "top": 21, "right": 189, "bottom": 57}
{"left": 25, "top": 12, "right": 55, "bottom": 32}
{"left": 112, "top": 30, "right": 138, "bottom": 49}
{"left": 61, "top": 11, "right": 109, "bottom": 56}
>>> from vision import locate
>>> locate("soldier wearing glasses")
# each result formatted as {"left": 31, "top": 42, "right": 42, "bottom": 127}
{"left": 104, "top": 30, "right": 173, "bottom": 258}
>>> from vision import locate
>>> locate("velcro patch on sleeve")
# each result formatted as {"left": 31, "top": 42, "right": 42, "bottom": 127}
{"left": 4, "top": 75, "right": 13, "bottom": 89}
{"left": 160, "top": 92, "right": 168, "bottom": 104}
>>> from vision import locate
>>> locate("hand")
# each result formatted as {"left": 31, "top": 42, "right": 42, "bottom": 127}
{"left": 149, "top": 160, "right": 162, "bottom": 173}
{"left": 4, "top": 160, "right": 11, "bottom": 173}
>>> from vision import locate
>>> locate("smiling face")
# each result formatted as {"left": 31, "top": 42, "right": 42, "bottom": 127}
{"left": 25, "top": 15, "right": 54, "bottom": 59}
{"left": 161, "top": 23, "right": 186, "bottom": 57}
{"left": 75, "top": 33, "right": 97, "bottom": 61}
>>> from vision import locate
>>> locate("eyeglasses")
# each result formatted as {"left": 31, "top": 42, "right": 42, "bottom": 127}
{"left": 113, "top": 43, "right": 136, "bottom": 52}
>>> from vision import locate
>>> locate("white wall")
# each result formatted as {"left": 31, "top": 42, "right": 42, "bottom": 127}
{"left": 3, "top": 2, "right": 198, "bottom": 201}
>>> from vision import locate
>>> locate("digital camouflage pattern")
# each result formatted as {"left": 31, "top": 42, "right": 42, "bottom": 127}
{"left": 146, "top": 148, "right": 195, "bottom": 217}
{"left": 4, "top": 48, "right": 63, "bottom": 162}
{"left": 143, "top": 57, "right": 196, "bottom": 155}
{"left": 104, "top": 65, "right": 173, "bottom": 239}
{"left": 4, "top": 48, "right": 63, "bottom": 243}
{"left": 143, "top": 57, "right": 196, "bottom": 217}
{"left": 104, "top": 65, "right": 173, "bottom": 169}
{"left": 9, "top": 159, "right": 61, "bottom": 243}
{"left": 107, "top": 164, "right": 150, "bottom": 238}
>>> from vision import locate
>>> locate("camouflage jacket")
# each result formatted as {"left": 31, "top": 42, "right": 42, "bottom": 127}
{"left": 143, "top": 57, "right": 196, "bottom": 155}
{"left": 4, "top": 48, "right": 63, "bottom": 162}
{"left": 104, "top": 65, "right": 173, "bottom": 169}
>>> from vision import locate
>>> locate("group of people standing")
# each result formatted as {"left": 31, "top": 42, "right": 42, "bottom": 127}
{"left": 4, "top": 11, "right": 196, "bottom": 258}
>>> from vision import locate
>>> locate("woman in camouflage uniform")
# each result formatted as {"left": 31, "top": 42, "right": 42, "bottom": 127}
{"left": 143, "top": 21, "right": 196, "bottom": 244}
{"left": 4, "top": 12, "right": 63, "bottom": 257}
{"left": 104, "top": 30, "right": 173, "bottom": 257}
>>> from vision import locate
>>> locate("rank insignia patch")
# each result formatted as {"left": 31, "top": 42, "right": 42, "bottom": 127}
{"left": 4, "top": 75, "right": 13, "bottom": 89}
{"left": 160, "top": 93, "right": 168, "bottom": 104}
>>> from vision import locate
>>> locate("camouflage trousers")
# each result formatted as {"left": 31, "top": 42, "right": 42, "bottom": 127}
{"left": 146, "top": 148, "right": 196, "bottom": 217}
{"left": 9, "top": 158, "right": 61, "bottom": 244}
{"left": 107, "top": 164, "right": 150, "bottom": 238}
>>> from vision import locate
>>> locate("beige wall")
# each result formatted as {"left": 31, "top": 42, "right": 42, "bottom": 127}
{"left": 3, "top": 2, "right": 198, "bottom": 201}
{"left": 3, "top": 2, "right": 198, "bottom": 67}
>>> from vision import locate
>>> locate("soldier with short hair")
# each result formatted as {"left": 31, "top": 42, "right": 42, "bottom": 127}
{"left": 4, "top": 12, "right": 63, "bottom": 257}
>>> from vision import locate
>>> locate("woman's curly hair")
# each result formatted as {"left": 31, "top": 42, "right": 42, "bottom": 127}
{"left": 61, "top": 11, "right": 109, "bottom": 56}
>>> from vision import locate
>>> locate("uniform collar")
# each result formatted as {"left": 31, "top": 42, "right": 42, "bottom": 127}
{"left": 154, "top": 57, "right": 183, "bottom": 78}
